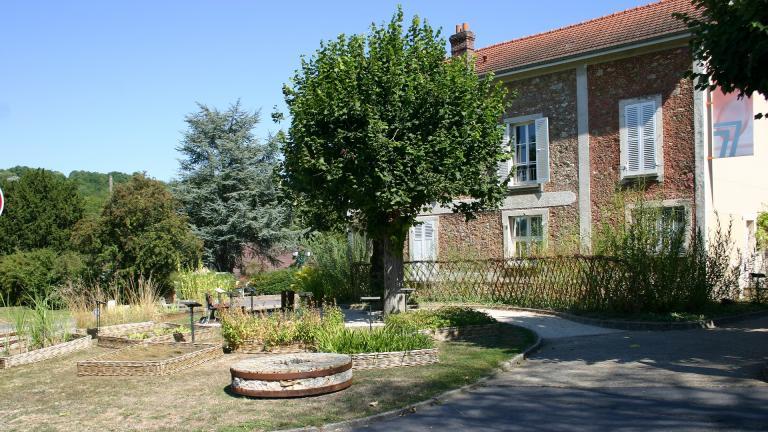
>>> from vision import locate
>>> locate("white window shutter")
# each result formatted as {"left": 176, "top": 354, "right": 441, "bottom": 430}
{"left": 410, "top": 224, "right": 423, "bottom": 260}
{"left": 625, "top": 104, "right": 641, "bottom": 174}
{"left": 535, "top": 117, "right": 550, "bottom": 184}
{"left": 422, "top": 220, "right": 436, "bottom": 260}
{"left": 497, "top": 124, "right": 512, "bottom": 183}
{"left": 641, "top": 102, "right": 657, "bottom": 172}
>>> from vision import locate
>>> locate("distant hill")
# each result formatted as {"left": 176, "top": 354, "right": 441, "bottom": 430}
{"left": 0, "top": 166, "right": 135, "bottom": 216}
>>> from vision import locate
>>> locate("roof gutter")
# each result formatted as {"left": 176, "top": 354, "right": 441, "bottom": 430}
{"left": 484, "top": 31, "right": 691, "bottom": 79}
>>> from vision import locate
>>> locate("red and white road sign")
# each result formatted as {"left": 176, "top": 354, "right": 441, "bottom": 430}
{"left": 0, "top": 186, "right": 4, "bottom": 216}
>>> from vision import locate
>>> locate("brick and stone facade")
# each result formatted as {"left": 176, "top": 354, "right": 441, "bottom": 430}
{"left": 408, "top": 1, "right": 705, "bottom": 261}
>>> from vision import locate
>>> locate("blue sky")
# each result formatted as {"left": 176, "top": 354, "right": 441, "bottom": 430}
{"left": 1, "top": 0, "right": 649, "bottom": 181}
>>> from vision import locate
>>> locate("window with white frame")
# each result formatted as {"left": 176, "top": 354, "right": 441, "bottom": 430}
{"left": 509, "top": 214, "right": 544, "bottom": 257}
{"left": 628, "top": 202, "right": 691, "bottom": 251}
{"left": 620, "top": 96, "right": 663, "bottom": 179}
{"left": 499, "top": 116, "right": 550, "bottom": 187}
{"left": 409, "top": 218, "right": 437, "bottom": 261}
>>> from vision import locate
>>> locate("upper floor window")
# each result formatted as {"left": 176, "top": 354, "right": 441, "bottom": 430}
{"left": 620, "top": 96, "right": 663, "bottom": 180}
{"left": 499, "top": 116, "right": 550, "bottom": 187}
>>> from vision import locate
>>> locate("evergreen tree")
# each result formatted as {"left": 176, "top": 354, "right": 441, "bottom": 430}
{"left": 0, "top": 168, "right": 84, "bottom": 254}
{"left": 174, "top": 102, "right": 294, "bottom": 272}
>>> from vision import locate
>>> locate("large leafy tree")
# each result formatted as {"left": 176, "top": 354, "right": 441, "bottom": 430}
{"left": 675, "top": 0, "right": 768, "bottom": 118}
{"left": 174, "top": 102, "right": 294, "bottom": 272}
{"left": 0, "top": 168, "right": 84, "bottom": 254}
{"left": 73, "top": 174, "right": 201, "bottom": 291}
{"left": 279, "top": 9, "right": 509, "bottom": 312}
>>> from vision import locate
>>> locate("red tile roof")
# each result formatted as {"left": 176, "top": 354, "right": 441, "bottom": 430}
{"left": 474, "top": 0, "right": 699, "bottom": 75}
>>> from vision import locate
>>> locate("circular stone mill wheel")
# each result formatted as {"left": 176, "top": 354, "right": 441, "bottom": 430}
{"left": 230, "top": 353, "right": 353, "bottom": 398}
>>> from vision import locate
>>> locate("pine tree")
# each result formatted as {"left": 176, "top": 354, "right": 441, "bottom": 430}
{"left": 174, "top": 102, "right": 295, "bottom": 271}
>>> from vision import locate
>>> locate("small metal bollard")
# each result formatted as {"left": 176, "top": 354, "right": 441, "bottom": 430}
{"left": 95, "top": 300, "right": 106, "bottom": 335}
{"left": 244, "top": 287, "right": 256, "bottom": 312}
{"left": 180, "top": 301, "right": 202, "bottom": 343}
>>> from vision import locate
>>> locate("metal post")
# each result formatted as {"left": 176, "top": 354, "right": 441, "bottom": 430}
{"left": 95, "top": 300, "right": 106, "bottom": 334}
{"left": 189, "top": 305, "right": 195, "bottom": 343}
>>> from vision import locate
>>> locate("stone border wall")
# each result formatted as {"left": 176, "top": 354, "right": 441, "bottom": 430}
{"left": 0, "top": 334, "right": 92, "bottom": 369}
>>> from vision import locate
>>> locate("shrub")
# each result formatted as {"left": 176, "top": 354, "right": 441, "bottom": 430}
{"left": 0, "top": 249, "right": 85, "bottom": 305}
{"left": 1, "top": 293, "right": 71, "bottom": 353}
{"left": 171, "top": 269, "right": 236, "bottom": 303}
{"left": 385, "top": 307, "right": 496, "bottom": 332}
{"left": 292, "top": 231, "right": 371, "bottom": 303}
{"left": 249, "top": 268, "right": 298, "bottom": 295}
{"left": 314, "top": 326, "right": 434, "bottom": 354}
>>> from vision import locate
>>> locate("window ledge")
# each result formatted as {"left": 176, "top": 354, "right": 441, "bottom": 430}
{"left": 507, "top": 183, "right": 542, "bottom": 191}
{"left": 621, "top": 172, "right": 661, "bottom": 182}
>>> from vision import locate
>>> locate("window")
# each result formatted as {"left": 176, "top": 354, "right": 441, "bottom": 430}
{"left": 627, "top": 201, "right": 692, "bottom": 251}
{"left": 511, "top": 215, "right": 544, "bottom": 257}
{"left": 499, "top": 116, "right": 550, "bottom": 187}
{"left": 620, "top": 96, "right": 663, "bottom": 180}
{"left": 502, "top": 210, "right": 548, "bottom": 258}
{"left": 409, "top": 218, "right": 437, "bottom": 261}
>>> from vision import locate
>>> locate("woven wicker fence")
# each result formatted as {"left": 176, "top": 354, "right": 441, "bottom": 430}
{"left": 353, "top": 257, "right": 628, "bottom": 311}
{"left": 0, "top": 334, "right": 93, "bottom": 369}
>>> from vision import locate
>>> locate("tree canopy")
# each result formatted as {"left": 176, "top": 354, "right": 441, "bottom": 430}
{"left": 0, "top": 168, "right": 84, "bottom": 254}
{"left": 675, "top": 0, "right": 768, "bottom": 118}
{"left": 173, "top": 102, "right": 295, "bottom": 272}
{"left": 73, "top": 174, "right": 201, "bottom": 290}
{"left": 279, "top": 8, "right": 509, "bottom": 311}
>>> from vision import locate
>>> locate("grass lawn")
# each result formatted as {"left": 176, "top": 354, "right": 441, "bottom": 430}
{"left": 0, "top": 326, "right": 534, "bottom": 432}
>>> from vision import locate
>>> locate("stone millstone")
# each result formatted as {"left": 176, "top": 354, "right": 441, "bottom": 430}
{"left": 230, "top": 352, "right": 352, "bottom": 398}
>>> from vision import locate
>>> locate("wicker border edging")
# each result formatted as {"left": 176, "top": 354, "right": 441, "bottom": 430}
{"left": 438, "top": 303, "right": 768, "bottom": 331}
{"left": 77, "top": 342, "right": 223, "bottom": 377}
{"left": 276, "top": 323, "right": 541, "bottom": 432}
{"left": 351, "top": 348, "right": 439, "bottom": 370}
{"left": 0, "top": 334, "right": 92, "bottom": 369}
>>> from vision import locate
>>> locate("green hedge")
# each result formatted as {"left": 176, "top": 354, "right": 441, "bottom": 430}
{"left": 0, "top": 249, "right": 85, "bottom": 305}
{"left": 249, "top": 268, "right": 298, "bottom": 295}
{"left": 385, "top": 307, "right": 496, "bottom": 332}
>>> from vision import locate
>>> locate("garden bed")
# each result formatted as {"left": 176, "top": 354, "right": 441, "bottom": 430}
{"left": 93, "top": 321, "right": 208, "bottom": 348}
{"left": 0, "top": 333, "right": 92, "bottom": 369}
{"left": 77, "top": 342, "right": 222, "bottom": 376}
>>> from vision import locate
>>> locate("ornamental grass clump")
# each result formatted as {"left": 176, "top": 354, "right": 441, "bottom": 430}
{"left": 314, "top": 326, "right": 434, "bottom": 355}
{"left": 220, "top": 305, "right": 345, "bottom": 351}
{"left": 171, "top": 269, "right": 236, "bottom": 303}
{"left": 385, "top": 307, "right": 496, "bottom": 332}
{"left": 58, "top": 277, "right": 161, "bottom": 328}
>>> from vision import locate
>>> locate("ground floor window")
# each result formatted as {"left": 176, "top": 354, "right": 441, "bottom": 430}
{"left": 510, "top": 214, "right": 544, "bottom": 257}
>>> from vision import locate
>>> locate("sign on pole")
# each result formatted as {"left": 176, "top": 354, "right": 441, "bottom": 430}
{"left": 712, "top": 88, "right": 754, "bottom": 158}
{"left": 0, "top": 186, "right": 4, "bottom": 216}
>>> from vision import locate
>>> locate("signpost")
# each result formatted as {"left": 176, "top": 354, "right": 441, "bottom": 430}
{"left": 0, "top": 186, "right": 4, "bottom": 216}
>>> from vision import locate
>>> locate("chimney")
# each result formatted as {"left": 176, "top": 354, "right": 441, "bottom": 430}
{"left": 449, "top": 23, "right": 475, "bottom": 57}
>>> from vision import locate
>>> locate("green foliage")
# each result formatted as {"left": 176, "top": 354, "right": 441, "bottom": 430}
{"left": 280, "top": 8, "right": 510, "bottom": 301}
{"left": 68, "top": 170, "right": 132, "bottom": 216}
{"left": 73, "top": 174, "right": 202, "bottom": 292}
{"left": 220, "top": 306, "right": 344, "bottom": 350}
{"left": 314, "top": 326, "right": 434, "bottom": 355}
{"left": 249, "top": 268, "right": 298, "bottom": 295}
{"left": 171, "top": 270, "right": 236, "bottom": 303}
{"left": 757, "top": 211, "right": 768, "bottom": 249}
{"left": 385, "top": 307, "right": 496, "bottom": 332}
{"left": 289, "top": 232, "right": 372, "bottom": 303}
{"left": 173, "top": 101, "right": 296, "bottom": 272}
{"left": 0, "top": 249, "right": 85, "bottom": 305}
{"left": 0, "top": 169, "right": 84, "bottom": 254}
{"left": 675, "top": 0, "right": 768, "bottom": 118}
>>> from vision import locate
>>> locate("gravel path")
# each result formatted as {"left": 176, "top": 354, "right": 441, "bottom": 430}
{"left": 351, "top": 312, "right": 768, "bottom": 432}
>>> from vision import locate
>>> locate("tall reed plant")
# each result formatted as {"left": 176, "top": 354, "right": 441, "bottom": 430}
{"left": 170, "top": 269, "right": 236, "bottom": 303}
{"left": 58, "top": 276, "right": 161, "bottom": 328}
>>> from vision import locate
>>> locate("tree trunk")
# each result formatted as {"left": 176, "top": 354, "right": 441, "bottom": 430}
{"left": 370, "top": 236, "right": 406, "bottom": 314}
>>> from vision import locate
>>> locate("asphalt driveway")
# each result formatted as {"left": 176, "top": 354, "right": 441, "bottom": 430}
{"left": 350, "top": 313, "right": 768, "bottom": 432}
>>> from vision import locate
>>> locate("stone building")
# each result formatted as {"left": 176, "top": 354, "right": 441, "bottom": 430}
{"left": 409, "top": 0, "right": 768, "bottom": 266}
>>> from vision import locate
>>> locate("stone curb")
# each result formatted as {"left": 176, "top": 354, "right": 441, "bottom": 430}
{"left": 461, "top": 303, "right": 768, "bottom": 331}
{"left": 275, "top": 324, "right": 542, "bottom": 432}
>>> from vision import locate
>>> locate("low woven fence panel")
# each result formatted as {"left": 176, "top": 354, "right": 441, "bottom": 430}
{"left": 402, "top": 256, "right": 629, "bottom": 311}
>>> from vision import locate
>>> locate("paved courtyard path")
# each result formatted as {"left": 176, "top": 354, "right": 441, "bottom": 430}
{"left": 351, "top": 310, "right": 768, "bottom": 432}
